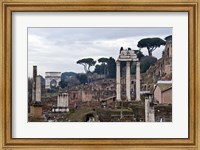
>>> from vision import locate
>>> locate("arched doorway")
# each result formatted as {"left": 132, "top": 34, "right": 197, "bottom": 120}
{"left": 84, "top": 113, "right": 95, "bottom": 122}
{"left": 50, "top": 79, "right": 57, "bottom": 89}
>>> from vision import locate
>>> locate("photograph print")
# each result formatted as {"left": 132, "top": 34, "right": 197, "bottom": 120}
{"left": 28, "top": 27, "right": 172, "bottom": 122}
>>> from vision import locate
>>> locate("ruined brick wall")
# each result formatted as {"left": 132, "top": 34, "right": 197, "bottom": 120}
{"left": 164, "top": 40, "right": 172, "bottom": 58}
{"left": 154, "top": 87, "right": 162, "bottom": 103}
{"left": 81, "top": 90, "right": 93, "bottom": 102}
{"left": 164, "top": 64, "right": 172, "bottom": 76}
{"left": 68, "top": 90, "right": 82, "bottom": 102}
{"left": 162, "top": 88, "right": 172, "bottom": 104}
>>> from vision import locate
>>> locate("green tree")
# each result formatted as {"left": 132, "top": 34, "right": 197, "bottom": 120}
{"left": 131, "top": 56, "right": 157, "bottom": 74}
{"left": 107, "top": 57, "right": 116, "bottom": 78}
{"left": 76, "top": 73, "right": 88, "bottom": 84}
{"left": 76, "top": 58, "right": 96, "bottom": 73}
{"left": 140, "top": 56, "right": 157, "bottom": 73}
{"left": 137, "top": 37, "right": 166, "bottom": 56}
{"left": 77, "top": 58, "right": 96, "bottom": 83}
{"left": 98, "top": 58, "right": 109, "bottom": 64}
{"left": 94, "top": 64, "right": 104, "bottom": 75}
{"left": 59, "top": 80, "right": 68, "bottom": 89}
{"left": 134, "top": 50, "right": 144, "bottom": 60}
{"left": 98, "top": 57, "right": 109, "bottom": 78}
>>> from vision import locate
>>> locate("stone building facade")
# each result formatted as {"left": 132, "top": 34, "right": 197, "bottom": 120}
{"left": 161, "top": 35, "right": 172, "bottom": 79}
{"left": 153, "top": 82, "right": 172, "bottom": 104}
{"left": 161, "top": 87, "right": 172, "bottom": 104}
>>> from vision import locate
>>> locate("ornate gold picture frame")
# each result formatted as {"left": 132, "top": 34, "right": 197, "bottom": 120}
{"left": 0, "top": 0, "right": 199, "bottom": 149}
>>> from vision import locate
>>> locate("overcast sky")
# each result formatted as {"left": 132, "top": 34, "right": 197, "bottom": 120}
{"left": 28, "top": 27, "right": 172, "bottom": 77}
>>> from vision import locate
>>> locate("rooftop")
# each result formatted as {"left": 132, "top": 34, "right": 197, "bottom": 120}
{"left": 156, "top": 83, "right": 172, "bottom": 92}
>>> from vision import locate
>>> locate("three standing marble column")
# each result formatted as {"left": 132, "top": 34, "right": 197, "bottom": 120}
{"left": 116, "top": 61, "right": 140, "bottom": 101}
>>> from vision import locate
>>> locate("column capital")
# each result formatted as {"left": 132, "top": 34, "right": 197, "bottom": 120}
{"left": 116, "top": 60, "right": 120, "bottom": 65}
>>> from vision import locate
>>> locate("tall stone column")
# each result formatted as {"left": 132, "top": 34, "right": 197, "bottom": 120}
{"left": 145, "top": 95, "right": 155, "bottom": 122}
{"left": 116, "top": 60, "right": 121, "bottom": 101}
{"left": 36, "top": 76, "right": 41, "bottom": 102}
{"left": 57, "top": 95, "right": 59, "bottom": 107}
{"left": 60, "top": 94, "right": 62, "bottom": 107}
{"left": 32, "top": 66, "right": 37, "bottom": 102}
{"left": 136, "top": 61, "right": 141, "bottom": 101}
{"left": 126, "top": 61, "right": 131, "bottom": 101}
{"left": 63, "top": 93, "right": 67, "bottom": 107}
{"left": 62, "top": 94, "right": 65, "bottom": 107}
{"left": 66, "top": 93, "right": 69, "bottom": 108}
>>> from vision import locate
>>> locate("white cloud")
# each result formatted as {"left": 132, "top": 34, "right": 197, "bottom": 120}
{"left": 28, "top": 27, "right": 172, "bottom": 77}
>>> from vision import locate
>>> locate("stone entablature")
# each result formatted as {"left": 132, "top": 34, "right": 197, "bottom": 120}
{"left": 45, "top": 72, "right": 61, "bottom": 76}
{"left": 118, "top": 48, "right": 138, "bottom": 62}
{"left": 45, "top": 76, "right": 61, "bottom": 78}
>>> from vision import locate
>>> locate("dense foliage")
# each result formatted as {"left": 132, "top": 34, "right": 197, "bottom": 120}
{"left": 137, "top": 37, "right": 166, "bottom": 56}
{"left": 131, "top": 56, "right": 157, "bottom": 74}
{"left": 94, "top": 57, "right": 116, "bottom": 78}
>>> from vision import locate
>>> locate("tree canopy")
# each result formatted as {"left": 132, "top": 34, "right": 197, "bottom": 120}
{"left": 59, "top": 80, "right": 68, "bottom": 89}
{"left": 93, "top": 57, "right": 116, "bottom": 78}
{"left": 76, "top": 74, "right": 88, "bottom": 84}
{"left": 131, "top": 56, "right": 157, "bottom": 74}
{"left": 137, "top": 37, "right": 166, "bottom": 56}
{"left": 98, "top": 57, "right": 109, "bottom": 64}
{"left": 134, "top": 50, "right": 144, "bottom": 60}
{"left": 94, "top": 64, "right": 104, "bottom": 75}
{"left": 76, "top": 58, "right": 96, "bottom": 73}
{"left": 107, "top": 57, "right": 116, "bottom": 78}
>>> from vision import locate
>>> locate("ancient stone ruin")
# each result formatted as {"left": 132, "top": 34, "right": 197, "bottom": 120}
{"left": 45, "top": 72, "right": 61, "bottom": 89}
{"left": 116, "top": 48, "right": 140, "bottom": 101}
{"left": 30, "top": 66, "right": 43, "bottom": 118}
